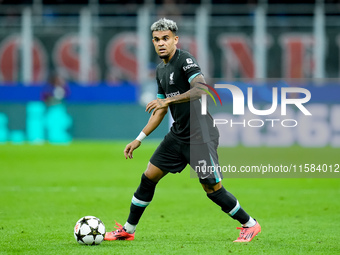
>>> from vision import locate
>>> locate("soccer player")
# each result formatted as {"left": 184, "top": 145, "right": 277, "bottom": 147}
{"left": 105, "top": 18, "right": 261, "bottom": 243}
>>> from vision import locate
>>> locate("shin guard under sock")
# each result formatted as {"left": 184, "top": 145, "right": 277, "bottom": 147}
{"left": 127, "top": 173, "right": 157, "bottom": 225}
{"left": 207, "top": 186, "right": 250, "bottom": 224}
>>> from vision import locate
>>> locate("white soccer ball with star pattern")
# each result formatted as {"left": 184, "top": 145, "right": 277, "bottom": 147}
{"left": 74, "top": 216, "right": 106, "bottom": 245}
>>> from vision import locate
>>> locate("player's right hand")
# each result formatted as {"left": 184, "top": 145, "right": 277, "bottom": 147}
{"left": 124, "top": 140, "right": 141, "bottom": 159}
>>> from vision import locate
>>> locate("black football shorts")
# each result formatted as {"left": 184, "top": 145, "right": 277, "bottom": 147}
{"left": 150, "top": 133, "right": 223, "bottom": 184}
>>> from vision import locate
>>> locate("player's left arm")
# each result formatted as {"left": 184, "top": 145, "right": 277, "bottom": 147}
{"left": 146, "top": 74, "right": 207, "bottom": 114}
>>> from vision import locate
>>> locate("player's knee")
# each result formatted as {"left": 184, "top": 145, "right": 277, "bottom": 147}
{"left": 202, "top": 182, "right": 222, "bottom": 194}
{"left": 144, "top": 170, "right": 159, "bottom": 183}
{"left": 144, "top": 162, "right": 167, "bottom": 183}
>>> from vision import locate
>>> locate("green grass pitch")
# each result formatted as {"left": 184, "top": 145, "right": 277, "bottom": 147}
{"left": 1, "top": 142, "right": 340, "bottom": 254}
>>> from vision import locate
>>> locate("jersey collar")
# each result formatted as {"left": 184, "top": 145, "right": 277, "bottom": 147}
{"left": 165, "top": 49, "right": 180, "bottom": 66}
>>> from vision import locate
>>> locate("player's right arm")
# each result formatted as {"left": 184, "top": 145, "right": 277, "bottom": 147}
{"left": 124, "top": 107, "right": 168, "bottom": 159}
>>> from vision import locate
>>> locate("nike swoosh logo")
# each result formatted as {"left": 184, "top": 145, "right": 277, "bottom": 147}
{"left": 199, "top": 174, "right": 211, "bottom": 179}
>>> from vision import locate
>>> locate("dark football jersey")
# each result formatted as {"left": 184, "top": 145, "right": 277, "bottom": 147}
{"left": 156, "top": 49, "right": 219, "bottom": 144}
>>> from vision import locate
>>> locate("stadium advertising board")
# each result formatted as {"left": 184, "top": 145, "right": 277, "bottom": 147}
{"left": 1, "top": 28, "right": 340, "bottom": 83}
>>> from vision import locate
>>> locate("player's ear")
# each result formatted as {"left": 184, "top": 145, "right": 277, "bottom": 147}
{"left": 151, "top": 32, "right": 155, "bottom": 43}
{"left": 174, "top": 35, "right": 179, "bottom": 45}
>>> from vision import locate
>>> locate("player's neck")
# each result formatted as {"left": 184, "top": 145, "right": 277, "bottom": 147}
{"left": 162, "top": 47, "right": 177, "bottom": 64}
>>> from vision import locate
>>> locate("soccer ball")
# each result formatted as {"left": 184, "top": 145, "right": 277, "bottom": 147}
{"left": 74, "top": 216, "right": 106, "bottom": 245}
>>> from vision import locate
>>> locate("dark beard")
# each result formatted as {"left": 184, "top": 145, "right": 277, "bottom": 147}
{"left": 159, "top": 54, "right": 169, "bottom": 60}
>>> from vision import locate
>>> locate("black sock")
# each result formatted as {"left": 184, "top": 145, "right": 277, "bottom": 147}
{"left": 127, "top": 173, "right": 157, "bottom": 225}
{"left": 207, "top": 186, "right": 250, "bottom": 224}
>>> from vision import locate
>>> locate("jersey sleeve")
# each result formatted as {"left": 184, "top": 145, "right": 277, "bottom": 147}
{"left": 156, "top": 72, "right": 166, "bottom": 99}
{"left": 180, "top": 52, "right": 202, "bottom": 84}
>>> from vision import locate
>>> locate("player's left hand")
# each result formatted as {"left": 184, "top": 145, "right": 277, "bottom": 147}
{"left": 146, "top": 99, "right": 168, "bottom": 114}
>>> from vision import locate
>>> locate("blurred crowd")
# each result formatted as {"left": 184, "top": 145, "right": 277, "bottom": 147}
{"left": 1, "top": 0, "right": 340, "bottom": 5}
